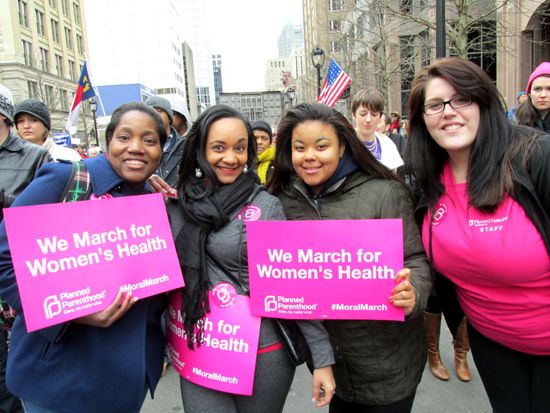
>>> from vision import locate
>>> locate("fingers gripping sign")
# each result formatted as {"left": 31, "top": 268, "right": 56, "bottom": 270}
{"left": 75, "top": 289, "right": 138, "bottom": 328}
{"left": 388, "top": 268, "right": 416, "bottom": 316}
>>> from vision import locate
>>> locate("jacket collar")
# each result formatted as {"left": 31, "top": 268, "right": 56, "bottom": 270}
{"left": 83, "top": 155, "right": 126, "bottom": 196}
{"left": 1, "top": 130, "right": 26, "bottom": 152}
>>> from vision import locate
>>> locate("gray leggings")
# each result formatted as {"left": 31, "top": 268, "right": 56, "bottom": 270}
{"left": 180, "top": 347, "right": 296, "bottom": 413}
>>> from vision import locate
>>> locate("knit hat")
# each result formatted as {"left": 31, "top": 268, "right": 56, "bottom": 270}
{"left": 0, "top": 84, "right": 14, "bottom": 124}
{"left": 526, "top": 62, "right": 550, "bottom": 93}
{"left": 14, "top": 99, "right": 51, "bottom": 130}
{"left": 251, "top": 120, "right": 273, "bottom": 143}
{"left": 145, "top": 96, "right": 173, "bottom": 124}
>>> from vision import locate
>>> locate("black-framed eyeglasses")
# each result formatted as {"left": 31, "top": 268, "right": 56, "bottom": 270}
{"left": 423, "top": 97, "right": 473, "bottom": 115}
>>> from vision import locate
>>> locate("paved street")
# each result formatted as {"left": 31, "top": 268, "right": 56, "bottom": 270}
{"left": 142, "top": 324, "right": 490, "bottom": 412}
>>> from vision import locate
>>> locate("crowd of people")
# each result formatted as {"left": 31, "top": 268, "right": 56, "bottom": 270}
{"left": 0, "top": 55, "right": 547, "bottom": 413}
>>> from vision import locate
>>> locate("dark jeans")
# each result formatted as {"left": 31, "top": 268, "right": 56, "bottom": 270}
{"left": 0, "top": 330, "right": 23, "bottom": 413}
{"left": 329, "top": 393, "right": 415, "bottom": 413}
{"left": 468, "top": 324, "right": 550, "bottom": 413}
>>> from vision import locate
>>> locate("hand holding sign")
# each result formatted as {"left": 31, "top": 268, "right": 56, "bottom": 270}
{"left": 389, "top": 268, "right": 416, "bottom": 316}
{"left": 75, "top": 290, "right": 138, "bottom": 328}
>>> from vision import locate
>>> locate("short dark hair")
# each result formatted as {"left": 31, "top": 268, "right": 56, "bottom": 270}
{"left": 269, "top": 103, "right": 397, "bottom": 194}
{"left": 351, "top": 90, "right": 385, "bottom": 114}
{"left": 105, "top": 102, "right": 167, "bottom": 148}
{"left": 177, "top": 104, "right": 257, "bottom": 196}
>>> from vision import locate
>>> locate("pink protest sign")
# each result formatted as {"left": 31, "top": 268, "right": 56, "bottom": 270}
{"left": 247, "top": 219, "right": 404, "bottom": 321}
{"left": 3, "top": 193, "right": 183, "bottom": 332}
{"left": 167, "top": 284, "right": 261, "bottom": 395}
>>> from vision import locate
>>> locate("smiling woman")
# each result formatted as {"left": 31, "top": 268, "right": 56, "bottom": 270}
{"left": 0, "top": 102, "right": 169, "bottom": 413}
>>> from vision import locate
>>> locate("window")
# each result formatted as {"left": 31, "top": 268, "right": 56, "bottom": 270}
{"left": 36, "top": 10, "right": 45, "bottom": 35}
{"left": 68, "top": 59, "right": 76, "bottom": 80}
{"left": 55, "top": 54, "right": 64, "bottom": 77}
{"left": 61, "top": 0, "right": 69, "bottom": 17}
{"left": 73, "top": 2, "right": 81, "bottom": 24}
{"left": 400, "top": 35, "right": 415, "bottom": 116}
{"left": 328, "top": 0, "right": 344, "bottom": 11}
{"left": 76, "top": 34, "right": 84, "bottom": 54}
{"left": 64, "top": 27, "right": 72, "bottom": 50}
{"left": 400, "top": 0, "right": 412, "bottom": 14}
{"left": 51, "top": 19, "right": 60, "bottom": 43}
{"left": 21, "top": 40, "right": 33, "bottom": 67}
{"left": 17, "top": 0, "right": 29, "bottom": 27}
{"left": 331, "top": 41, "right": 342, "bottom": 53}
{"left": 27, "top": 80, "right": 38, "bottom": 98}
{"left": 466, "top": 20, "right": 497, "bottom": 81}
{"left": 60, "top": 89, "right": 68, "bottom": 111}
{"left": 44, "top": 85, "right": 54, "bottom": 107}
{"left": 329, "top": 20, "right": 341, "bottom": 32}
{"left": 39, "top": 47, "right": 49, "bottom": 71}
{"left": 49, "top": 0, "right": 57, "bottom": 7}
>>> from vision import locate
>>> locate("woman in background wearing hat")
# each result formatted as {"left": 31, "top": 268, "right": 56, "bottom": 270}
{"left": 251, "top": 121, "right": 275, "bottom": 185}
{"left": 516, "top": 62, "right": 550, "bottom": 132}
{"left": 14, "top": 99, "right": 81, "bottom": 162}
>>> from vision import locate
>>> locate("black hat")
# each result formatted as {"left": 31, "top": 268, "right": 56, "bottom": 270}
{"left": 251, "top": 120, "right": 273, "bottom": 142}
{"left": 14, "top": 99, "right": 51, "bottom": 130}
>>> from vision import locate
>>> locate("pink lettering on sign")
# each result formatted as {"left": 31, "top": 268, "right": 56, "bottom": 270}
{"left": 3, "top": 193, "right": 184, "bottom": 332}
{"left": 167, "top": 285, "right": 261, "bottom": 395}
{"left": 246, "top": 219, "right": 405, "bottom": 321}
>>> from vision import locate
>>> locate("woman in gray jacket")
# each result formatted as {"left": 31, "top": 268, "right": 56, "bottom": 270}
{"left": 269, "top": 103, "right": 431, "bottom": 413}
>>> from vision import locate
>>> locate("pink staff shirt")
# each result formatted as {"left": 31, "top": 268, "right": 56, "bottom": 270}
{"left": 422, "top": 162, "right": 550, "bottom": 355}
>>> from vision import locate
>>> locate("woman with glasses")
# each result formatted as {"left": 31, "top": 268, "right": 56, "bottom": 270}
{"left": 407, "top": 57, "right": 550, "bottom": 412}
{"left": 516, "top": 62, "right": 550, "bottom": 133}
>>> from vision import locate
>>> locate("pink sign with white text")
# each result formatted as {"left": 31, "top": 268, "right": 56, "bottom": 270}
{"left": 3, "top": 193, "right": 183, "bottom": 332}
{"left": 167, "top": 284, "right": 261, "bottom": 395}
{"left": 247, "top": 220, "right": 404, "bottom": 321}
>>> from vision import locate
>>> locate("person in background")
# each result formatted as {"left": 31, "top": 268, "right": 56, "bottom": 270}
{"left": 0, "top": 84, "right": 51, "bottom": 413}
{"left": 507, "top": 91, "right": 528, "bottom": 122}
{"left": 352, "top": 90, "right": 404, "bottom": 171}
{"left": 270, "top": 103, "right": 431, "bottom": 413}
{"left": 166, "top": 95, "right": 193, "bottom": 137}
{"left": 378, "top": 113, "right": 407, "bottom": 158}
{"left": 390, "top": 112, "right": 402, "bottom": 135}
{"left": 0, "top": 102, "right": 168, "bottom": 413}
{"left": 14, "top": 99, "right": 81, "bottom": 162}
{"left": 251, "top": 120, "right": 275, "bottom": 185}
{"left": 168, "top": 104, "right": 335, "bottom": 412}
{"left": 145, "top": 96, "right": 182, "bottom": 188}
{"left": 407, "top": 56, "right": 550, "bottom": 412}
{"left": 516, "top": 61, "right": 550, "bottom": 132}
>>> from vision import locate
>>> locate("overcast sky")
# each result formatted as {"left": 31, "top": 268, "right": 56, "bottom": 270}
{"left": 206, "top": 0, "right": 303, "bottom": 92}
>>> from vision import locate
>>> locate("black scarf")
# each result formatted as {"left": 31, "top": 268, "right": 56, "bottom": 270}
{"left": 175, "top": 172, "right": 257, "bottom": 349}
{"left": 317, "top": 150, "right": 359, "bottom": 195}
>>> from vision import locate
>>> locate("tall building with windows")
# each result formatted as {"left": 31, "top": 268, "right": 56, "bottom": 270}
{"left": 212, "top": 54, "right": 223, "bottom": 104}
{"left": 278, "top": 23, "right": 304, "bottom": 59}
{"left": 0, "top": 0, "right": 89, "bottom": 136}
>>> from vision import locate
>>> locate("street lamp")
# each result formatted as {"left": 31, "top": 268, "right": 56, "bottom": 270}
{"left": 286, "top": 86, "right": 296, "bottom": 107}
{"left": 311, "top": 47, "right": 325, "bottom": 97}
{"left": 89, "top": 97, "right": 99, "bottom": 147}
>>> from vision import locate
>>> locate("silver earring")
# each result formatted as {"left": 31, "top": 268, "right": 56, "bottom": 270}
{"left": 243, "top": 165, "right": 249, "bottom": 173}
{"left": 195, "top": 168, "right": 203, "bottom": 178}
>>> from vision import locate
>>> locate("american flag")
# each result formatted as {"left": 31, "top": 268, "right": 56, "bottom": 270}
{"left": 317, "top": 59, "right": 352, "bottom": 107}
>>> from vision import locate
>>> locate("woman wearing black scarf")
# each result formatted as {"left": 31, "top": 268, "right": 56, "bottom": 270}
{"left": 169, "top": 105, "right": 296, "bottom": 412}
{"left": 269, "top": 103, "right": 431, "bottom": 413}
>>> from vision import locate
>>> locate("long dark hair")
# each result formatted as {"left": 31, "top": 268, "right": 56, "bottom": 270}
{"left": 105, "top": 102, "right": 167, "bottom": 147}
{"left": 176, "top": 104, "right": 257, "bottom": 197}
{"left": 269, "top": 103, "right": 397, "bottom": 195}
{"left": 406, "top": 57, "right": 538, "bottom": 212}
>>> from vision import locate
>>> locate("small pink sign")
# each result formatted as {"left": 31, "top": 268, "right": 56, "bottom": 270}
{"left": 3, "top": 193, "right": 184, "bottom": 332}
{"left": 167, "top": 284, "right": 261, "bottom": 395}
{"left": 247, "top": 220, "right": 404, "bottom": 321}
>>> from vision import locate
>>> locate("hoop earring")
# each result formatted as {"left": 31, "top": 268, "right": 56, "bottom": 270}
{"left": 195, "top": 168, "right": 203, "bottom": 178}
{"left": 243, "top": 165, "right": 249, "bottom": 173}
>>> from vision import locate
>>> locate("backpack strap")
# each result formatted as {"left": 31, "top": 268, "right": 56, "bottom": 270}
{"left": 60, "top": 161, "right": 92, "bottom": 203}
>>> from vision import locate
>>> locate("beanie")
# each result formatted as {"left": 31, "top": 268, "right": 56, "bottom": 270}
{"left": 251, "top": 121, "right": 273, "bottom": 143}
{"left": 14, "top": 99, "right": 51, "bottom": 130}
{"left": 145, "top": 96, "right": 173, "bottom": 124}
{"left": 0, "top": 84, "right": 14, "bottom": 124}
{"left": 526, "top": 62, "right": 550, "bottom": 93}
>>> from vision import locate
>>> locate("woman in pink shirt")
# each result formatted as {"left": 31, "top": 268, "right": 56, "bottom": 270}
{"left": 406, "top": 57, "right": 550, "bottom": 413}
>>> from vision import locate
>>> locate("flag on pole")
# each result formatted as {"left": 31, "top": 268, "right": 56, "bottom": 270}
{"left": 66, "top": 61, "right": 96, "bottom": 134}
{"left": 317, "top": 59, "right": 352, "bottom": 107}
